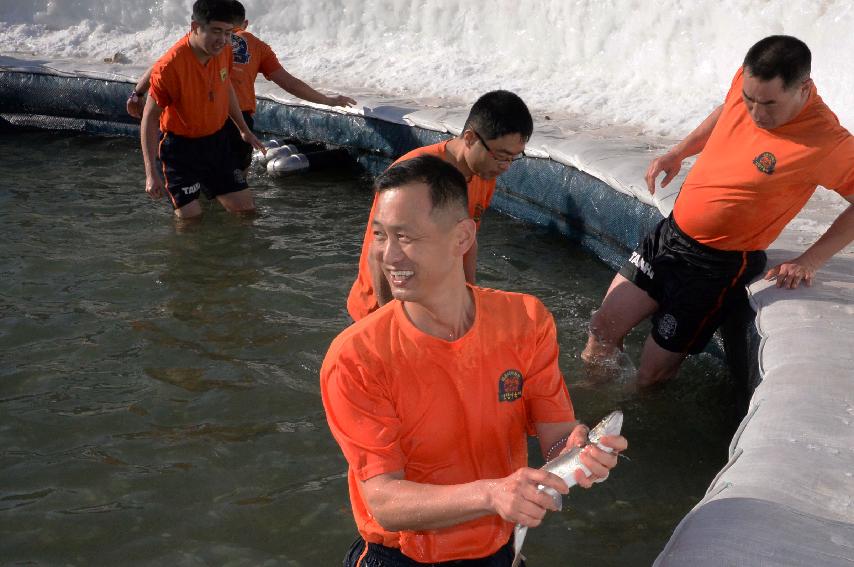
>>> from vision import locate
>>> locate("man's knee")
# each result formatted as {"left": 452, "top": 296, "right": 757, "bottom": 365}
{"left": 637, "top": 342, "right": 684, "bottom": 386}
{"left": 174, "top": 200, "right": 202, "bottom": 219}
{"left": 218, "top": 189, "right": 255, "bottom": 213}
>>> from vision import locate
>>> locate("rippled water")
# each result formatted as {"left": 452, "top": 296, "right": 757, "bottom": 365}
{"left": 0, "top": 131, "right": 739, "bottom": 566}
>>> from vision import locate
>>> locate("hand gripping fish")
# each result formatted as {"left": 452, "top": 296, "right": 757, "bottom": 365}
{"left": 511, "top": 410, "right": 624, "bottom": 567}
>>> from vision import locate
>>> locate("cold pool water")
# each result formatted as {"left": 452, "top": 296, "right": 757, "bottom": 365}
{"left": 0, "top": 131, "right": 739, "bottom": 566}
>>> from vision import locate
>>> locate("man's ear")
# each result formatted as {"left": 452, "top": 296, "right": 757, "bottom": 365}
{"left": 461, "top": 129, "right": 477, "bottom": 149}
{"left": 190, "top": 20, "right": 201, "bottom": 34}
{"left": 455, "top": 217, "right": 477, "bottom": 256}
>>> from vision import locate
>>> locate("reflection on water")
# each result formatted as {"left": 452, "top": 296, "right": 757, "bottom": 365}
{"left": 0, "top": 131, "right": 738, "bottom": 565}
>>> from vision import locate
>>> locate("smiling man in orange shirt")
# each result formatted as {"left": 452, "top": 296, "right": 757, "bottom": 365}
{"left": 322, "top": 156, "right": 626, "bottom": 566}
{"left": 583, "top": 35, "right": 854, "bottom": 387}
{"left": 347, "top": 90, "right": 533, "bottom": 321}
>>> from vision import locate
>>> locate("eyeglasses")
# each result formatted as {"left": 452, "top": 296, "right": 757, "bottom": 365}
{"left": 471, "top": 130, "right": 524, "bottom": 163}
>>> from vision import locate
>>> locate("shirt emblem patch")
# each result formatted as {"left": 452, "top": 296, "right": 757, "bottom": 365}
{"left": 231, "top": 34, "right": 250, "bottom": 64}
{"left": 752, "top": 151, "right": 776, "bottom": 175}
{"left": 220, "top": 68, "right": 228, "bottom": 82}
{"left": 498, "top": 369, "right": 523, "bottom": 402}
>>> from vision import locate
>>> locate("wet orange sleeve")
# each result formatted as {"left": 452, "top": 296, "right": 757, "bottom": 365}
{"left": 522, "top": 301, "right": 575, "bottom": 428}
{"left": 258, "top": 41, "right": 284, "bottom": 78}
{"left": 322, "top": 344, "right": 407, "bottom": 481}
{"left": 149, "top": 66, "right": 172, "bottom": 109}
{"left": 815, "top": 137, "right": 854, "bottom": 196}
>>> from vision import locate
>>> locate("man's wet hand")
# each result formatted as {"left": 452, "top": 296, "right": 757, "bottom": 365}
{"left": 575, "top": 434, "right": 627, "bottom": 488}
{"left": 765, "top": 258, "right": 817, "bottom": 289}
{"left": 126, "top": 95, "right": 144, "bottom": 119}
{"left": 328, "top": 94, "right": 357, "bottom": 107}
{"left": 242, "top": 131, "right": 266, "bottom": 153}
{"left": 486, "top": 468, "right": 568, "bottom": 527}
{"left": 145, "top": 174, "right": 163, "bottom": 199}
{"left": 645, "top": 152, "right": 683, "bottom": 195}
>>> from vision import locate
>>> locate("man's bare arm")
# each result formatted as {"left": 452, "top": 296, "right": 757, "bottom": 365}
{"left": 359, "top": 468, "right": 567, "bottom": 532}
{"left": 227, "top": 85, "right": 265, "bottom": 152}
{"left": 267, "top": 68, "right": 356, "bottom": 107}
{"left": 141, "top": 96, "right": 164, "bottom": 198}
{"left": 645, "top": 104, "right": 724, "bottom": 194}
{"left": 360, "top": 425, "right": 625, "bottom": 532}
{"left": 127, "top": 66, "right": 154, "bottom": 118}
{"left": 765, "top": 195, "right": 854, "bottom": 289}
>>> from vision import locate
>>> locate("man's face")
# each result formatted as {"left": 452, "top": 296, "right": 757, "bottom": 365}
{"left": 463, "top": 131, "right": 526, "bottom": 179}
{"left": 190, "top": 20, "right": 234, "bottom": 57}
{"left": 371, "top": 182, "right": 471, "bottom": 304}
{"left": 742, "top": 72, "right": 811, "bottom": 130}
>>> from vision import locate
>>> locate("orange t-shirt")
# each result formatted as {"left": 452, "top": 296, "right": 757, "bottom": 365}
{"left": 346, "top": 141, "right": 498, "bottom": 321}
{"left": 149, "top": 35, "right": 234, "bottom": 138}
{"left": 673, "top": 67, "right": 854, "bottom": 251}
{"left": 321, "top": 286, "right": 574, "bottom": 563}
{"left": 230, "top": 30, "right": 284, "bottom": 113}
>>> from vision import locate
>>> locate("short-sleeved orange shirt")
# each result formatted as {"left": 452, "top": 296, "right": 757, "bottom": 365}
{"left": 673, "top": 67, "right": 854, "bottom": 251}
{"left": 321, "top": 286, "right": 574, "bottom": 563}
{"left": 149, "top": 35, "right": 234, "bottom": 138}
{"left": 230, "top": 30, "right": 284, "bottom": 113}
{"left": 346, "top": 141, "right": 498, "bottom": 321}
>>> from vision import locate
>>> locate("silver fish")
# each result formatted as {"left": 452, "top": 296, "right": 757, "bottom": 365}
{"left": 511, "top": 410, "right": 624, "bottom": 567}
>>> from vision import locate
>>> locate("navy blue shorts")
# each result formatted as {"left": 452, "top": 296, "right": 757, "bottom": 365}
{"left": 159, "top": 122, "right": 249, "bottom": 210}
{"left": 343, "top": 537, "right": 522, "bottom": 567}
{"left": 223, "top": 110, "right": 255, "bottom": 171}
{"left": 618, "top": 215, "right": 766, "bottom": 355}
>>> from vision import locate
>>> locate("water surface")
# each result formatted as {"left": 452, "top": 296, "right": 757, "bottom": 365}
{"left": 0, "top": 131, "right": 738, "bottom": 566}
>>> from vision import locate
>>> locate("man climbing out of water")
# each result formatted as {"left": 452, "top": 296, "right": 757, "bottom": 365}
{"left": 140, "top": 0, "right": 265, "bottom": 218}
{"left": 346, "top": 90, "right": 532, "bottom": 321}
{"left": 321, "top": 156, "right": 627, "bottom": 566}
{"left": 583, "top": 35, "right": 854, "bottom": 387}
{"left": 129, "top": 1, "right": 356, "bottom": 176}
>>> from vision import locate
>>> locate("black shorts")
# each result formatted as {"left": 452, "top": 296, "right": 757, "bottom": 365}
{"left": 618, "top": 214, "right": 766, "bottom": 355}
{"left": 224, "top": 110, "right": 255, "bottom": 171}
{"left": 343, "top": 537, "right": 522, "bottom": 567}
{"left": 159, "top": 123, "right": 249, "bottom": 210}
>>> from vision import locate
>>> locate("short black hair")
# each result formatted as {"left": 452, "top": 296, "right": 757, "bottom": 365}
{"left": 192, "top": 0, "right": 235, "bottom": 25}
{"left": 231, "top": 0, "right": 246, "bottom": 23}
{"left": 375, "top": 155, "right": 469, "bottom": 216}
{"left": 743, "top": 35, "right": 811, "bottom": 89}
{"left": 463, "top": 90, "right": 533, "bottom": 142}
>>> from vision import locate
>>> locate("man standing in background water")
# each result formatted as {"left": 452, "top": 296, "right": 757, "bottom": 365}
{"left": 140, "top": 0, "right": 264, "bottom": 218}
{"left": 583, "top": 35, "right": 854, "bottom": 386}
{"left": 129, "top": 1, "right": 356, "bottom": 177}
{"left": 347, "top": 90, "right": 532, "bottom": 321}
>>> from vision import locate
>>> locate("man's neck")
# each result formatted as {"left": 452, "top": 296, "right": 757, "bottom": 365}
{"left": 404, "top": 282, "right": 475, "bottom": 341}
{"left": 445, "top": 138, "right": 475, "bottom": 181}
{"left": 188, "top": 36, "right": 212, "bottom": 65}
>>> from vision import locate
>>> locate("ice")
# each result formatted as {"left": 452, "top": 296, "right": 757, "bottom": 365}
{"left": 1, "top": 0, "right": 851, "bottom": 137}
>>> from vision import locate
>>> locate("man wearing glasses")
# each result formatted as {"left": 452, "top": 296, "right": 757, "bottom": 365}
{"left": 347, "top": 90, "right": 532, "bottom": 321}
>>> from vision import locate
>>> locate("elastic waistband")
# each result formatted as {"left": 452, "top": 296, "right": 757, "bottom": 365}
{"left": 668, "top": 214, "right": 764, "bottom": 260}
{"left": 163, "top": 120, "right": 230, "bottom": 143}
{"left": 360, "top": 538, "right": 514, "bottom": 567}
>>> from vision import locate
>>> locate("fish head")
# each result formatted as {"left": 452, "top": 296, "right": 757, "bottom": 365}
{"left": 588, "top": 410, "right": 623, "bottom": 444}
